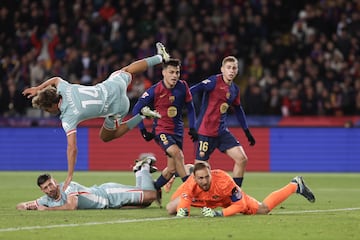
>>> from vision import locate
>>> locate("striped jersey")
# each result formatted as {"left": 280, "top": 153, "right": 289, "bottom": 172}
{"left": 133, "top": 80, "right": 194, "bottom": 136}
{"left": 190, "top": 74, "right": 241, "bottom": 137}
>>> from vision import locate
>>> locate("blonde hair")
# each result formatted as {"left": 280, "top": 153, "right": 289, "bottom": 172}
{"left": 32, "top": 86, "right": 60, "bottom": 109}
{"left": 222, "top": 56, "right": 238, "bottom": 66}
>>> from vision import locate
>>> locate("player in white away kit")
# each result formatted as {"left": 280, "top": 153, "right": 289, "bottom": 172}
{"left": 22, "top": 43, "right": 170, "bottom": 191}
{"left": 16, "top": 157, "right": 158, "bottom": 210}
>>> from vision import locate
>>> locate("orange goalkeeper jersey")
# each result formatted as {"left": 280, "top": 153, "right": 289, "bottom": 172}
{"left": 172, "top": 169, "right": 260, "bottom": 216}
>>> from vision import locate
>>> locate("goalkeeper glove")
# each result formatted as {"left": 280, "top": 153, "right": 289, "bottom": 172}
{"left": 188, "top": 128, "right": 199, "bottom": 141}
{"left": 201, "top": 207, "right": 223, "bottom": 217}
{"left": 244, "top": 129, "right": 255, "bottom": 146}
{"left": 141, "top": 129, "right": 155, "bottom": 141}
{"left": 176, "top": 208, "right": 189, "bottom": 217}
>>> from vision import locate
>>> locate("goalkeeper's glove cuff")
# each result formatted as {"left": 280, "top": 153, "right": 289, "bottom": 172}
{"left": 214, "top": 210, "right": 223, "bottom": 217}
{"left": 176, "top": 208, "right": 189, "bottom": 217}
{"left": 202, "top": 207, "right": 223, "bottom": 217}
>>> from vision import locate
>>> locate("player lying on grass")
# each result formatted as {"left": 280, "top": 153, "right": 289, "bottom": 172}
{"left": 166, "top": 163, "right": 315, "bottom": 217}
{"left": 16, "top": 157, "right": 158, "bottom": 210}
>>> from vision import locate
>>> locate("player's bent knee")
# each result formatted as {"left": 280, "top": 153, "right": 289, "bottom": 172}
{"left": 234, "top": 155, "right": 248, "bottom": 165}
{"left": 256, "top": 203, "right": 270, "bottom": 214}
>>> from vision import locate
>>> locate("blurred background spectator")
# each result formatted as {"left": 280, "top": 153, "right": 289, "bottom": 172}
{"left": 0, "top": 0, "right": 359, "bottom": 119}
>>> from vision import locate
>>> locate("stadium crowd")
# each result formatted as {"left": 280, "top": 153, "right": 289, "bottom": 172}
{"left": 0, "top": 0, "right": 359, "bottom": 118}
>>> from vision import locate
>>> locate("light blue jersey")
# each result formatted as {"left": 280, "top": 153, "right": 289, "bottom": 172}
{"left": 37, "top": 182, "right": 143, "bottom": 209}
{"left": 57, "top": 71, "right": 131, "bottom": 134}
{"left": 36, "top": 168, "right": 156, "bottom": 209}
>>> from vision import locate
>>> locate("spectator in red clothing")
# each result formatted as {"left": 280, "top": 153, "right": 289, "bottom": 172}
{"left": 30, "top": 25, "right": 59, "bottom": 70}
{"left": 99, "top": 0, "right": 116, "bottom": 22}
{"left": 281, "top": 87, "right": 302, "bottom": 116}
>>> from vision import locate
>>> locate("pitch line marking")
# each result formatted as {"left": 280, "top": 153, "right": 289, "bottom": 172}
{"left": 273, "top": 207, "right": 360, "bottom": 215}
{"left": 1, "top": 207, "right": 359, "bottom": 233}
{"left": 0, "top": 217, "right": 178, "bottom": 233}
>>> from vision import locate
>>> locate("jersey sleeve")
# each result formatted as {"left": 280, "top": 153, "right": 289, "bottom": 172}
{"left": 57, "top": 79, "right": 79, "bottom": 134}
{"left": 176, "top": 177, "right": 196, "bottom": 214}
{"left": 215, "top": 170, "right": 238, "bottom": 194}
{"left": 181, "top": 81, "right": 196, "bottom": 129}
{"left": 221, "top": 186, "right": 247, "bottom": 216}
{"left": 232, "top": 84, "right": 241, "bottom": 106}
{"left": 190, "top": 76, "right": 216, "bottom": 95}
{"left": 222, "top": 201, "right": 246, "bottom": 216}
{"left": 234, "top": 105, "right": 249, "bottom": 130}
{"left": 36, "top": 195, "right": 51, "bottom": 207}
{"left": 213, "top": 170, "right": 248, "bottom": 217}
{"left": 132, "top": 86, "right": 156, "bottom": 130}
{"left": 63, "top": 182, "right": 80, "bottom": 196}
{"left": 183, "top": 81, "right": 193, "bottom": 103}
{"left": 56, "top": 78, "right": 70, "bottom": 93}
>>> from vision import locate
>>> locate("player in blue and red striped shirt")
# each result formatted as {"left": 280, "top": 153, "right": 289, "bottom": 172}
{"left": 190, "top": 56, "right": 255, "bottom": 187}
{"left": 132, "top": 59, "right": 198, "bottom": 204}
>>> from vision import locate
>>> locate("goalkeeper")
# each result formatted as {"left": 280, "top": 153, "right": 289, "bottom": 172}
{"left": 166, "top": 163, "right": 315, "bottom": 217}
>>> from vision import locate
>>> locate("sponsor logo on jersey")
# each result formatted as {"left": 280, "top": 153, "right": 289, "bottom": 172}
{"left": 167, "top": 106, "right": 177, "bottom": 118}
{"left": 220, "top": 103, "right": 229, "bottom": 114}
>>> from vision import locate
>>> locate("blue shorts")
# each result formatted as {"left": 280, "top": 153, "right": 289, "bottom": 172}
{"left": 195, "top": 131, "right": 240, "bottom": 161}
{"left": 154, "top": 133, "right": 183, "bottom": 155}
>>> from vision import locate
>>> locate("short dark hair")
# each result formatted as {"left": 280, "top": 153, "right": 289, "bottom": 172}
{"left": 163, "top": 58, "right": 181, "bottom": 69}
{"left": 37, "top": 173, "right": 52, "bottom": 187}
{"left": 193, "top": 162, "right": 210, "bottom": 175}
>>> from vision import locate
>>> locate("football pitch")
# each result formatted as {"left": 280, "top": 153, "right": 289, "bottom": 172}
{"left": 0, "top": 171, "right": 359, "bottom": 240}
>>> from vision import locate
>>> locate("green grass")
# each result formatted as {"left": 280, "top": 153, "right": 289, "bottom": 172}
{"left": 0, "top": 171, "right": 359, "bottom": 240}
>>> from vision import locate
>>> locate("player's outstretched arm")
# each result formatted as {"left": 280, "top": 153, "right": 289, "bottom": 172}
{"left": 22, "top": 77, "right": 61, "bottom": 98}
{"left": 38, "top": 195, "right": 78, "bottom": 211}
{"left": 63, "top": 133, "right": 78, "bottom": 191}
{"left": 16, "top": 200, "right": 38, "bottom": 210}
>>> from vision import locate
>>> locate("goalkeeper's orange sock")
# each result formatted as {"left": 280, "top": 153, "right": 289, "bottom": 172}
{"left": 263, "top": 182, "right": 297, "bottom": 211}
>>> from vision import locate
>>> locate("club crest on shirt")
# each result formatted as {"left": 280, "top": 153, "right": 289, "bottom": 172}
{"left": 220, "top": 103, "right": 229, "bottom": 114}
{"left": 226, "top": 92, "right": 230, "bottom": 99}
{"left": 167, "top": 106, "right": 177, "bottom": 117}
{"left": 212, "top": 195, "right": 220, "bottom": 199}
{"left": 169, "top": 96, "right": 175, "bottom": 103}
